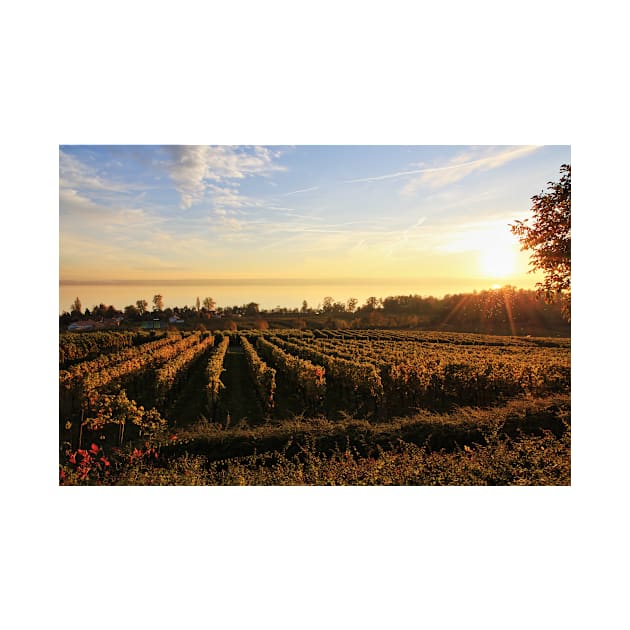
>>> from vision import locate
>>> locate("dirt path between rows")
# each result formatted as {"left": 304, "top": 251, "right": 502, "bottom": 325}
{"left": 168, "top": 353, "right": 212, "bottom": 426}
{"left": 214, "top": 345, "right": 264, "bottom": 426}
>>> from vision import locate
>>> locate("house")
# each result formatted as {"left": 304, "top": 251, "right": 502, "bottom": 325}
{"left": 141, "top": 319, "right": 163, "bottom": 330}
{"left": 96, "top": 318, "right": 120, "bottom": 329}
{"left": 67, "top": 318, "right": 120, "bottom": 331}
{"left": 67, "top": 321, "right": 95, "bottom": 332}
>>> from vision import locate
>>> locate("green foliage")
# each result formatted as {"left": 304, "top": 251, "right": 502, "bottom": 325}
{"left": 59, "top": 326, "right": 570, "bottom": 486}
{"left": 60, "top": 403, "right": 570, "bottom": 486}
{"left": 154, "top": 335, "right": 214, "bottom": 408}
{"left": 240, "top": 336, "right": 276, "bottom": 413}
{"left": 256, "top": 336, "right": 326, "bottom": 409}
{"left": 200, "top": 427, "right": 570, "bottom": 485}
{"left": 266, "top": 331, "right": 569, "bottom": 416}
{"left": 83, "top": 389, "right": 166, "bottom": 445}
{"left": 206, "top": 336, "right": 230, "bottom": 411}
{"left": 59, "top": 330, "right": 136, "bottom": 366}
{"left": 160, "top": 393, "right": 569, "bottom": 464}
{"left": 59, "top": 332, "right": 199, "bottom": 398}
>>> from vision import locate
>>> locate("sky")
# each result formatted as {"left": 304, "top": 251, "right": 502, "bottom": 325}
{"left": 59, "top": 144, "right": 570, "bottom": 308}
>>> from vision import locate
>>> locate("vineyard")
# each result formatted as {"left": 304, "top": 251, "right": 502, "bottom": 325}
{"left": 59, "top": 328, "right": 571, "bottom": 485}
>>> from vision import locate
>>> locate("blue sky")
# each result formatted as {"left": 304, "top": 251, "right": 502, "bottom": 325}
{"left": 59, "top": 145, "right": 570, "bottom": 290}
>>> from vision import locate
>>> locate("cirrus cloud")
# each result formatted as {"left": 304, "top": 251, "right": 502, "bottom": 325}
{"left": 165, "top": 145, "right": 286, "bottom": 209}
{"left": 402, "top": 145, "right": 541, "bottom": 194}
{"left": 343, "top": 146, "right": 541, "bottom": 195}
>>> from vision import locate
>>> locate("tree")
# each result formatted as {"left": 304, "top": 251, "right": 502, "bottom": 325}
{"left": 124, "top": 304, "right": 139, "bottom": 320}
{"left": 301, "top": 300, "right": 308, "bottom": 313}
{"left": 244, "top": 302, "right": 259, "bottom": 317}
{"left": 136, "top": 299, "right": 148, "bottom": 316}
{"left": 346, "top": 297, "right": 358, "bottom": 313}
{"left": 202, "top": 297, "right": 216, "bottom": 311}
{"left": 511, "top": 164, "right": 571, "bottom": 319}
{"left": 71, "top": 297, "right": 82, "bottom": 315}
{"left": 152, "top": 294, "right": 164, "bottom": 312}
{"left": 322, "top": 297, "right": 334, "bottom": 313}
{"left": 364, "top": 296, "right": 380, "bottom": 311}
{"left": 196, "top": 297, "right": 201, "bottom": 312}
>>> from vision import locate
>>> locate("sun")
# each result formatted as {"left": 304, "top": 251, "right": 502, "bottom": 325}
{"left": 479, "top": 243, "right": 517, "bottom": 279}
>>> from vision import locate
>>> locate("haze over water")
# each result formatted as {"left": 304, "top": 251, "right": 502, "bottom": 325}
{"left": 59, "top": 277, "right": 503, "bottom": 314}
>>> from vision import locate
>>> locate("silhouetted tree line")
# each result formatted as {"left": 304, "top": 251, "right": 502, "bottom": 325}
{"left": 60, "top": 286, "right": 569, "bottom": 336}
{"left": 59, "top": 302, "right": 124, "bottom": 326}
{"left": 346, "top": 286, "right": 568, "bottom": 335}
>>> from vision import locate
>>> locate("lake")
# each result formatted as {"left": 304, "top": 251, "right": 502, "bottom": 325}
{"left": 59, "top": 278, "right": 489, "bottom": 314}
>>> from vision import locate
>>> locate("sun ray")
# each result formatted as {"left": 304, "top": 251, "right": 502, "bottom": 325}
{"left": 502, "top": 288, "right": 517, "bottom": 336}
{"left": 440, "top": 293, "right": 471, "bottom": 328}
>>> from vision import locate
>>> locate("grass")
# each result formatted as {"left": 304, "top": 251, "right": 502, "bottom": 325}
{"left": 159, "top": 393, "right": 569, "bottom": 462}
{"left": 60, "top": 393, "right": 570, "bottom": 486}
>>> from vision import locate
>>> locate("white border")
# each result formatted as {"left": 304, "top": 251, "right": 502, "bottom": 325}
{"left": 5, "top": 1, "right": 627, "bottom": 628}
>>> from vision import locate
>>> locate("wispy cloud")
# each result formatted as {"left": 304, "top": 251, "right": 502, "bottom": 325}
{"left": 282, "top": 186, "right": 319, "bottom": 196}
{"left": 207, "top": 183, "right": 254, "bottom": 209}
{"left": 254, "top": 215, "right": 427, "bottom": 259}
{"left": 165, "top": 145, "right": 286, "bottom": 209}
{"left": 344, "top": 146, "right": 540, "bottom": 191}
{"left": 60, "top": 150, "right": 130, "bottom": 194}
{"left": 344, "top": 169, "right": 425, "bottom": 184}
{"left": 402, "top": 146, "right": 540, "bottom": 194}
